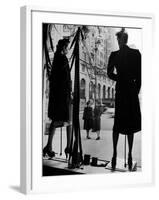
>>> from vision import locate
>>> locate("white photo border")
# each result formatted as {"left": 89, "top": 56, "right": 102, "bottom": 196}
{"left": 20, "top": 6, "right": 155, "bottom": 194}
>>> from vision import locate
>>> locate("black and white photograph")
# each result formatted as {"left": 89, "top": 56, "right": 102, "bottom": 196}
{"left": 18, "top": 4, "right": 155, "bottom": 195}
{"left": 0, "top": 0, "right": 158, "bottom": 198}
{"left": 42, "top": 24, "right": 142, "bottom": 176}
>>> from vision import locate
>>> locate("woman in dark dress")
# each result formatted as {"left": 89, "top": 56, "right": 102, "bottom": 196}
{"left": 83, "top": 100, "right": 93, "bottom": 139}
{"left": 43, "top": 38, "right": 72, "bottom": 159}
{"left": 107, "top": 28, "right": 141, "bottom": 171}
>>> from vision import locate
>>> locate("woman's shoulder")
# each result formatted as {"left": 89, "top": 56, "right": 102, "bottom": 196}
{"left": 85, "top": 106, "right": 92, "bottom": 111}
{"left": 111, "top": 50, "right": 119, "bottom": 55}
{"left": 109, "top": 51, "right": 119, "bottom": 60}
{"left": 54, "top": 52, "right": 67, "bottom": 61}
{"left": 53, "top": 53, "right": 69, "bottom": 69}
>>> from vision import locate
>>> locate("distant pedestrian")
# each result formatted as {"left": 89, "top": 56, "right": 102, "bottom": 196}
{"left": 93, "top": 100, "right": 103, "bottom": 140}
{"left": 83, "top": 100, "right": 93, "bottom": 139}
{"left": 107, "top": 28, "right": 141, "bottom": 171}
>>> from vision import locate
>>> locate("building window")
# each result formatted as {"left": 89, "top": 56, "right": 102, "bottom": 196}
{"left": 98, "top": 83, "right": 101, "bottom": 99}
{"left": 83, "top": 52, "right": 87, "bottom": 61}
{"left": 82, "top": 64, "right": 85, "bottom": 72}
{"left": 100, "top": 52, "right": 103, "bottom": 59}
{"left": 100, "top": 59, "right": 103, "bottom": 67}
{"left": 91, "top": 52, "right": 94, "bottom": 61}
{"left": 89, "top": 81, "right": 94, "bottom": 99}
{"left": 80, "top": 79, "right": 86, "bottom": 99}
{"left": 107, "top": 87, "right": 110, "bottom": 99}
{"left": 96, "top": 58, "right": 99, "bottom": 65}
{"left": 112, "top": 88, "right": 114, "bottom": 99}
{"left": 103, "top": 85, "right": 106, "bottom": 99}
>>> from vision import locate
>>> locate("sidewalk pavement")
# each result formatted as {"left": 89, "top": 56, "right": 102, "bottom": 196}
{"left": 43, "top": 128, "right": 141, "bottom": 167}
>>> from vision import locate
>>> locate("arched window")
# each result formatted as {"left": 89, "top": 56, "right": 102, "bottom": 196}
{"left": 81, "top": 63, "right": 85, "bottom": 72}
{"left": 98, "top": 83, "right": 101, "bottom": 99}
{"left": 103, "top": 85, "right": 106, "bottom": 99}
{"left": 112, "top": 88, "right": 114, "bottom": 99}
{"left": 107, "top": 87, "right": 110, "bottom": 99}
{"left": 80, "top": 79, "right": 86, "bottom": 99}
{"left": 89, "top": 81, "right": 94, "bottom": 99}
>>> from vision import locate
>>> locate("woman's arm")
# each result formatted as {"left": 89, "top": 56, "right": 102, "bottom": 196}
{"left": 83, "top": 108, "right": 86, "bottom": 120}
{"left": 107, "top": 52, "right": 118, "bottom": 81}
{"left": 135, "top": 50, "right": 141, "bottom": 94}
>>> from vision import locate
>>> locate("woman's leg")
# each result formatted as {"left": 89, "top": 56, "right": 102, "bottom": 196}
{"left": 127, "top": 133, "right": 134, "bottom": 170}
{"left": 43, "top": 121, "right": 56, "bottom": 158}
{"left": 65, "top": 125, "right": 72, "bottom": 159}
{"left": 66, "top": 102, "right": 72, "bottom": 149}
{"left": 46, "top": 121, "right": 56, "bottom": 150}
{"left": 111, "top": 131, "right": 119, "bottom": 170}
{"left": 96, "top": 130, "right": 100, "bottom": 140}
{"left": 112, "top": 131, "right": 119, "bottom": 158}
{"left": 66, "top": 125, "right": 72, "bottom": 149}
{"left": 127, "top": 134, "right": 134, "bottom": 157}
{"left": 86, "top": 130, "right": 91, "bottom": 139}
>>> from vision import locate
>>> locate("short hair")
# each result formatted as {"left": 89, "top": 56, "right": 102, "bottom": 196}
{"left": 56, "top": 38, "right": 70, "bottom": 52}
{"left": 87, "top": 100, "right": 91, "bottom": 106}
{"left": 116, "top": 28, "right": 128, "bottom": 44}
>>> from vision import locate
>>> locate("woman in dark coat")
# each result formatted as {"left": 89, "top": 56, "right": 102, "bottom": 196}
{"left": 83, "top": 100, "right": 93, "bottom": 139}
{"left": 93, "top": 101, "right": 103, "bottom": 140}
{"left": 107, "top": 28, "right": 141, "bottom": 171}
{"left": 43, "top": 38, "right": 72, "bottom": 158}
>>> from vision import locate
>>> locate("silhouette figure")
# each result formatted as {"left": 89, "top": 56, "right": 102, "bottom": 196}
{"left": 93, "top": 101, "right": 103, "bottom": 140}
{"left": 107, "top": 28, "right": 141, "bottom": 171}
{"left": 83, "top": 100, "right": 93, "bottom": 139}
{"left": 43, "top": 38, "right": 72, "bottom": 159}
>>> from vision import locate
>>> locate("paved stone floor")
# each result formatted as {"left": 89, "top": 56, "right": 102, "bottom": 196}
{"left": 43, "top": 129, "right": 141, "bottom": 175}
{"left": 43, "top": 113, "right": 141, "bottom": 175}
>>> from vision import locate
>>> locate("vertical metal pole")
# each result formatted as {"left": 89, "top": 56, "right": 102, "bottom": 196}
{"left": 94, "top": 48, "right": 97, "bottom": 106}
{"left": 69, "top": 28, "right": 83, "bottom": 168}
{"left": 124, "top": 135, "right": 127, "bottom": 168}
{"left": 60, "top": 127, "right": 62, "bottom": 156}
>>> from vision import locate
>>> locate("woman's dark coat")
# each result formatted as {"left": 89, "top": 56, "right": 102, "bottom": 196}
{"left": 92, "top": 106, "right": 102, "bottom": 132}
{"left": 107, "top": 45, "right": 141, "bottom": 135}
{"left": 48, "top": 52, "right": 71, "bottom": 122}
{"left": 83, "top": 106, "right": 93, "bottom": 130}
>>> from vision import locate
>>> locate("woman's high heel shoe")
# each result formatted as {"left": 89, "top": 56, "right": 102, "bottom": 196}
{"left": 43, "top": 146, "right": 48, "bottom": 157}
{"left": 43, "top": 146, "right": 55, "bottom": 158}
{"left": 128, "top": 155, "right": 133, "bottom": 171}
{"left": 64, "top": 147, "right": 70, "bottom": 159}
{"left": 111, "top": 156, "right": 117, "bottom": 171}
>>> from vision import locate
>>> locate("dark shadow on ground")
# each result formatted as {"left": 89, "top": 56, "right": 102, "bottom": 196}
{"left": 43, "top": 166, "right": 83, "bottom": 176}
